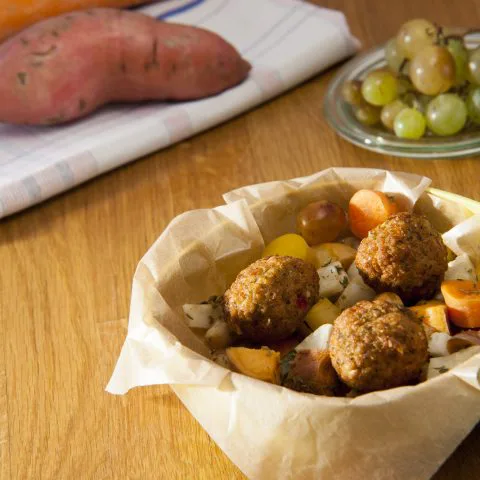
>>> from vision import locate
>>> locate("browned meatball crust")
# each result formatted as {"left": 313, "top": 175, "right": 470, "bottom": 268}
{"left": 329, "top": 300, "right": 428, "bottom": 392}
{"left": 223, "top": 255, "right": 319, "bottom": 342}
{"left": 355, "top": 212, "right": 448, "bottom": 305}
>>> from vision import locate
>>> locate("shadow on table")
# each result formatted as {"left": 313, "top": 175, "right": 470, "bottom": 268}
{"left": 433, "top": 422, "right": 480, "bottom": 479}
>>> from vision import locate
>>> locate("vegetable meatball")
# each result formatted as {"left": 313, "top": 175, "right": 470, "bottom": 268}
{"left": 329, "top": 300, "right": 428, "bottom": 392}
{"left": 355, "top": 212, "right": 448, "bottom": 305}
{"left": 223, "top": 255, "right": 319, "bottom": 342}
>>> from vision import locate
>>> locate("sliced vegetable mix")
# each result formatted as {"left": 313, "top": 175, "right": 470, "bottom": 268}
{"left": 181, "top": 189, "right": 479, "bottom": 397}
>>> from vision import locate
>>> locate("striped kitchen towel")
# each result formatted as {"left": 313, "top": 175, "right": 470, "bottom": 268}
{"left": 0, "top": 0, "right": 358, "bottom": 218}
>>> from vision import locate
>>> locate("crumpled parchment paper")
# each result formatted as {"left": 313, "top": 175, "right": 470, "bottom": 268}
{"left": 107, "top": 167, "right": 480, "bottom": 480}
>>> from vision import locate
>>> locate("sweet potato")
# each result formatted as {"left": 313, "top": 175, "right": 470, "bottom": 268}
{"left": 226, "top": 347, "right": 280, "bottom": 384}
{"left": 409, "top": 302, "right": 452, "bottom": 334}
{"left": 312, "top": 242, "right": 357, "bottom": 269}
{"left": 441, "top": 280, "right": 480, "bottom": 328}
{"left": 348, "top": 190, "right": 402, "bottom": 239}
{"left": 0, "top": 8, "right": 251, "bottom": 125}
{"left": 305, "top": 298, "right": 341, "bottom": 331}
{"left": 0, "top": 1, "right": 151, "bottom": 43}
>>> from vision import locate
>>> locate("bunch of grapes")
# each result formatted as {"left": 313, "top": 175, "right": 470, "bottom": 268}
{"left": 342, "top": 19, "right": 480, "bottom": 139}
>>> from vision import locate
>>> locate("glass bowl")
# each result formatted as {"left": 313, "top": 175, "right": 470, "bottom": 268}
{"left": 324, "top": 32, "right": 480, "bottom": 159}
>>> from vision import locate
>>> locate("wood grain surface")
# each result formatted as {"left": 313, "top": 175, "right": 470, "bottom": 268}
{"left": 1, "top": 1, "right": 479, "bottom": 478}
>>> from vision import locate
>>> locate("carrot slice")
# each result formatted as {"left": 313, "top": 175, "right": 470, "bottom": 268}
{"left": 348, "top": 189, "right": 401, "bottom": 239}
{"left": 441, "top": 280, "right": 480, "bottom": 328}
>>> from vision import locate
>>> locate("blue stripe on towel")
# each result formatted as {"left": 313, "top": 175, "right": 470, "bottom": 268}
{"left": 157, "top": 0, "right": 206, "bottom": 20}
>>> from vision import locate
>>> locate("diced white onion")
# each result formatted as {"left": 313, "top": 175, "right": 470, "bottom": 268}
{"left": 183, "top": 303, "right": 222, "bottom": 329}
{"left": 317, "top": 261, "right": 349, "bottom": 298}
{"left": 295, "top": 324, "right": 333, "bottom": 352}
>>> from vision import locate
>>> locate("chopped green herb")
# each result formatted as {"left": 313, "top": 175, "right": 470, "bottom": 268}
{"left": 279, "top": 351, "right": 297, "bottom": 383}
{"left": 207, "top": 295, "right": 223, "bottom": 307}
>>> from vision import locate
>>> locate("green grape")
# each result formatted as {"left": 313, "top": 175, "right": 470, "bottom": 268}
{"left": 341, "top": 80, "right": 363, "bottom": 105}
{"left": 446, "top": 37, "right": 468, "bottom": 85}
{"left": 393, "top": 108, "right": 426, "bottom": 139}
{"left": 385, "top": 38, "right": 405, "bottom": 73}
{"left": 361, "top": 70, "right": 398, "bottom": 106}
{"left": 409, "top": 46, "right": 456, "bottom": 95}
{"left": 396, "top": 19, "right": 437, "bottom": 59}
{"left": 426, "top": 94, "right": 467, "bottom": 136}
{"left": 354, "top": 104, "right": 381, "bottom": 126}
{"left": 468, "top": 47, "right": 480, "bottom": 85}
{"left": 466, "top": 87, "right": 480, "bottom": 124}
{"left": 381, "top": 100, "right": 408, "bottom": 130}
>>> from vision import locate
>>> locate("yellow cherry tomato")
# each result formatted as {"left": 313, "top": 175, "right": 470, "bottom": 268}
{"left": 262, "top": 233, "right": 311, "bottom": 262}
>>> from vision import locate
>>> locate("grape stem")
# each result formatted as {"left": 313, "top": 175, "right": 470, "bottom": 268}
{"left": 398, "top": 59, "right": 409, "bottom": 75}
{"left": 450, "top": 82, "right": 470, "bottom": 99}
{"left": 435, "top": 25, "right": 467, "bottom": 46}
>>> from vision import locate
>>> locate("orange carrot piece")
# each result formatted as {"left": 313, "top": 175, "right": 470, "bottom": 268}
{"left": 348, "top": 189, "right": 401, "bottom": 239}
{"left": 0, "top": 0, "right": 150, "bottom": 43}
{"left": 441, "top": 280, "right": 480, "bottom": 328}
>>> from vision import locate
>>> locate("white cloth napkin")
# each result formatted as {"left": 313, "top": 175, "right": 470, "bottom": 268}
{"left": 0, "top": 0, "right": 358, "bottom": 218}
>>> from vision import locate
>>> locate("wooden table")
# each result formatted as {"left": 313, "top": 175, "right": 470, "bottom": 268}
{"left": 1, "top": 1, "right": 479, "bottom": 478}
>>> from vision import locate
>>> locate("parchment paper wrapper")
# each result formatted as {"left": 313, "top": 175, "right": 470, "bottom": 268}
{"left": 107, "top": 167, "right": 480, "bottom": 480}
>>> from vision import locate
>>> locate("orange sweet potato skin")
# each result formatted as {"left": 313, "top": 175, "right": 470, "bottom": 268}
{"left": 0, "top": 1, "right": 151, "bottom": 43}
{"left": 0, "top": 8, "right": 251, "bottom": 125}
